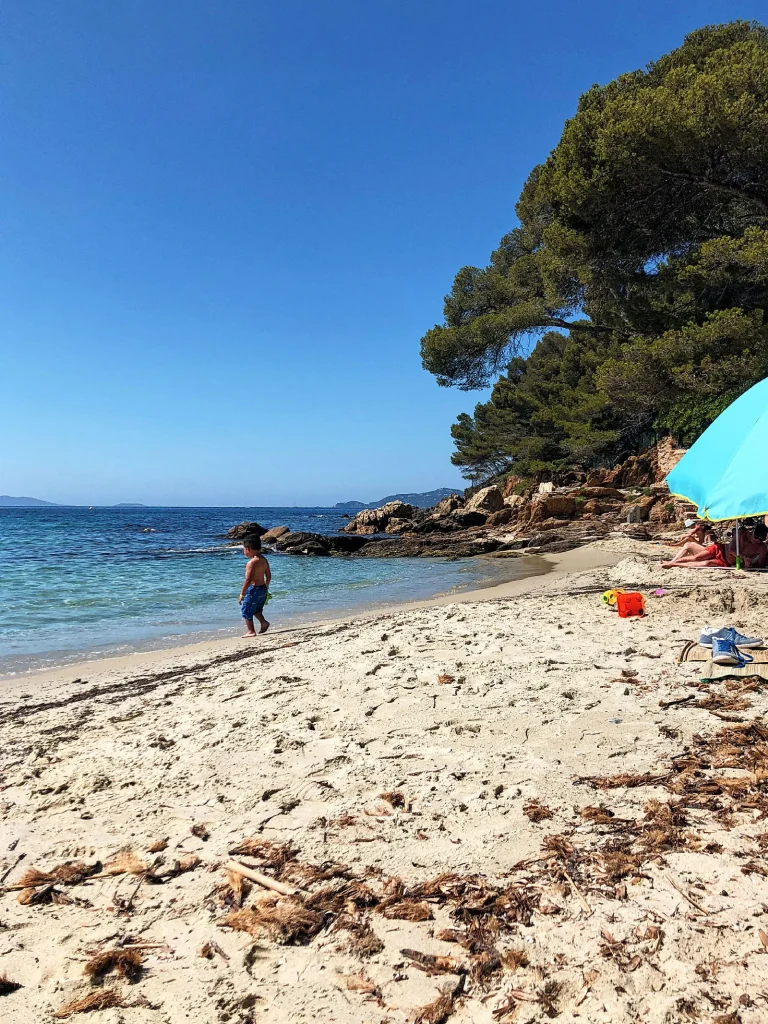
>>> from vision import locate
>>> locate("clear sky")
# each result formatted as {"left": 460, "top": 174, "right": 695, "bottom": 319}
{"left": 2, "top": 0, "right": 764, "bottom": 505}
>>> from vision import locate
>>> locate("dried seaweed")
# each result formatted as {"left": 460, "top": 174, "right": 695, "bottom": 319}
{"left": 413, "top": 974, "right": 465, "bottom": 1024}
{"left": 343, "top": 971, "right": 382, "bottom": 1000}
{"left": 0, "top": 974, "right": 21, "bottom": 995}
{"left": 579, "top": 772, "right": 669, "bottom": 790}
{"left": 401, "top": 948, "right": 466, "bottom": 975}
{"left": 580, "top": 805, "right": 615, "bottom": 824}
{"left": 227, "top": 838, "right": 297, "bottom": 874}
{"left": 101, "top": 851, "right": 148, "bottom": 876}
{"left": 146, "top": 838, "right": 168, "bottom": 853}
{"left": 54, "top": 989, "right": 126, "bottom": 1018}
{"left": 83, "top": 949, "right": 143, "bottom": 983}
{"left": 333, "top": 914, "right": 384, "bottom": 956}
{"left": 221, "top": 894, "right": 325, "bottom": 945}
{"left": 501, "top": 948, "right": 529, "bottom": 970}
{"left": 379, "top": 790, "right": 406, "bottom": 808}
{"left": 538, "top": 980, "right": 562, "bottom": 1018}
{"left": 523, "top": 800, "right": 554, "bottom": 822}
{"left": 381, "top": 899, "right": 432, "bottom": 921}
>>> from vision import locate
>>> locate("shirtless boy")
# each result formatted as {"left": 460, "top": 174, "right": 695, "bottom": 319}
{"left": 239, "top": 534, "right": 271, "bottom": 636}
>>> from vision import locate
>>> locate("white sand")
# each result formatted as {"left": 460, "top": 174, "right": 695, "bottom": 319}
{"left": 1, "top": 542, "right": 767, "bottom": 1023}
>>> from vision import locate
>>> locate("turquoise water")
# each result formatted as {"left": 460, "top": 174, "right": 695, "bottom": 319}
{"left": 0, "top": 507, "right": 530, "bottom": 674}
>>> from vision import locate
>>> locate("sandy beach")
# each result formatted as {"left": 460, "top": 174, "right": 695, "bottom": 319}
{"left": 2, "top": 541, "right": 768, "bottom": 1023}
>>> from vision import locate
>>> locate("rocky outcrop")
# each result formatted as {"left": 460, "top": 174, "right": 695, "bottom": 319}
{"left": 273, "top": 531, "right": 371, "bottom": 556}
{"left": 261, "top": 525, "right": 291, "bottom": 544}
{"left": 226, "top": 521, "right": 266, "bottom": 540}
{"left": 225, "top": 438, "right": 692, "bottom": 562}
{"left": 464, "top": 485, "right": 504, "bottom": 514}
{"left": 342, "top": 500, "right": 415, "bottom": 535}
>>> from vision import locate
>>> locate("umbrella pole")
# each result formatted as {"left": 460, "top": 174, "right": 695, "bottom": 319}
{"left": 736, "top": 519, "right": 742, "bottom": 569}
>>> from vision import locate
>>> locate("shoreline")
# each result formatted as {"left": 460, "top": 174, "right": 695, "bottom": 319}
{"left": 0, "top": 546, "right": 622, "bottom": 687}
{"left": 3, "top": 541, "right": 768, "bottom": 1021}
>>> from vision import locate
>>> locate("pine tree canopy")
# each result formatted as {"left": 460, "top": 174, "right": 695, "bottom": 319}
{"left": 421, "top": 21, "right": 768, "bottom": 479}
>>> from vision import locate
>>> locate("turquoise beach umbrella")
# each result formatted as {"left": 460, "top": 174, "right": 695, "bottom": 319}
{"left": 666, "top": 378, "right": 768, "bottom": 522}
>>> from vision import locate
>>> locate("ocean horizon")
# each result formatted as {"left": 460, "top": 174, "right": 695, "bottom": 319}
{"left": 0, "top": 505, "right": 533, "bottom": 676}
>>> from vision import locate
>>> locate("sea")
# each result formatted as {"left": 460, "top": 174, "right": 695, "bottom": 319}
{"left": 0, "top": 506, "right": 540, "bottom": 676}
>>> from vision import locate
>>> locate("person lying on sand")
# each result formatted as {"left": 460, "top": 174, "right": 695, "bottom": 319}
{"left": 662, "top": 523, "right": 767, "bottom": 569}
{"left": 239, "top": 534, "right": 271, "bottom": 636}
{"left": 661, "top": 533, "right": 728, "bottom": 569}
{"left": 674, "top": 519, "right": 708, "bottom": 546}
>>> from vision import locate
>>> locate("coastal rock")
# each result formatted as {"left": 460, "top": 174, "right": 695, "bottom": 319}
{"left": 342, "top": 500, "right": 414, "bottom": 535}
{"left": 581, "top": 498, "right": 620, "bottom": 515}
{"left": 451, "top": 510, "right": 488, "bottom": 529}
{"left": 501, "top": 475, "right": 525, "bottom": 498}
{"left": 538, "top": 481, "right": 555, "bottom": 494}
{"left": 540, "top": 495, "right": 577, "bottom": 517}
{"left": 225, "top": 521, "right": 266, "bottom": 540}
{"left": 622, "top": 496, "right": 656, "bottom": 523}
{"left": 649, "top": 500, "right": 678, "bottom": 525}
{"left": 580, "top": 486, "right": 624, "bottom": 500}
{"left": 464, "top": 485, "right": 504, "bottom": 514}
{"left": 487, "top": 507, "right": 513, "bottom": 527}
{"left": 359, "top": 534, "right": 501, "bottom": 558}
{"left": 432, "top": 493, "right": 464, "bottom": 517}
{"left": 261, "top": 525, "right": 291, "bottom": 544}
{"left": 274, "top": 531, "right": 370, "bottom": 556}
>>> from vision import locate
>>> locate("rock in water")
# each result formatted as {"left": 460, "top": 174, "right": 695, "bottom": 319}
{"left": 226, "top": 521, "right": 266, "bottom": 540}
{"left": 261, "top": 525, "right": 291, "bottom": 543}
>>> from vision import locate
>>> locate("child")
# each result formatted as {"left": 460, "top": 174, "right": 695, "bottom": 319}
{"left": 239, "top": 534, "right": 271, "bottom": 636}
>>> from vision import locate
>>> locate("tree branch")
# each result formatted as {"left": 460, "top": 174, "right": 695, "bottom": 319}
{"left": 656, "top": 168, "right": 768, "bottom": 216}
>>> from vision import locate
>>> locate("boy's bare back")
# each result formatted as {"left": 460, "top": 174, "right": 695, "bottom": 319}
{"left": 245, "top": 553, "right": 270, "bottom": 587}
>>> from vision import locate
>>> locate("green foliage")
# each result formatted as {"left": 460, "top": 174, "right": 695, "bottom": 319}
{"left": 422, "top": 21, "right": 768, "bottom": 479}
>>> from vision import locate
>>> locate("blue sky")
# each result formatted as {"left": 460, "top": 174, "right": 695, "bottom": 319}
{"left": 2, "top": 0, "right": 764, "bottom": 505}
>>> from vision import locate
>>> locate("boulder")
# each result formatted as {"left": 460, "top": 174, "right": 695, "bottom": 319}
{"left": 324, "top": 534, "right": 370, "bottom": 553}
{"left": 342, "top": 500, "right": 414, "bottom": 534}
{"left": 261, "top": 525, "right": 291, "bottom": 544}
{"left": 384, "top": 518, "right": 416, "bottom": 534}
{"left": 487, "top": 507, "right": 513, "bottom": 527}
{"left": 274, "top": 531, "right": 369, "bottom": 555}
{"left": 451, "top": 510, "right": 488, "bottom": 529}
{"left": 464, "top": 485, "right": 504, "bottom": 514}
{"left": 432, "top": 493, "right": 464, "bottom": 517}
{"left": 622, "top": 495, "right": 656, "bottom": 523}
{"left": 279, "top": 535, "right": 330, "bottom": 556}
{"left": 541, "top": 495, "right": 577, "bottom": 517}
{"left": 538, "top": 481, "right": 555, "bottom": 494}
{"left": 226, "top": 521, "right": 266, "bottom": 540}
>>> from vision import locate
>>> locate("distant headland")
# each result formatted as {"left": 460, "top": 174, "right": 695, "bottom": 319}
{"left": 334, "top": 488, "right": 459, "bottom": 510}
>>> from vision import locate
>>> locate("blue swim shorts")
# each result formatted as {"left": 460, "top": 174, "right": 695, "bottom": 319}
{"left": 241, "top": 584, "right": 268, "bottom": 619}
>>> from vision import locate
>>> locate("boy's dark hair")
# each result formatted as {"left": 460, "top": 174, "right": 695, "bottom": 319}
{"left": 754, "top": 522, "right": 768, "bottom": 541}
{"left": 243, "top": 534, "right": 262, "bottom": 551}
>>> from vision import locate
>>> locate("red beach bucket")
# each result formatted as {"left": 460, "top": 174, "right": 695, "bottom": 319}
{"left": 615, "top": 591, "right": 646, "bottom": 618}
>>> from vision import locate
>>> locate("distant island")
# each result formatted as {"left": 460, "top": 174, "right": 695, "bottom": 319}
{"left": 0, "top": 495, "right": 58, "bottom": 507}
{"left": 0, "top": 496, "right": 149, "bottom": 508}
{"left": 334, "top": 488, "right": 459, "bottom": 510}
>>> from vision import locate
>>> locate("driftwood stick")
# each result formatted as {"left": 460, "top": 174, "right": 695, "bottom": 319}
{"left": 223, "top": 860, "right": 303, "bottom": 897}
{"left": 563, "top": 868, "right": 593, "bottom": 916}
{"left": 665, "top": 873, "right": 710, "bottom": 915}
